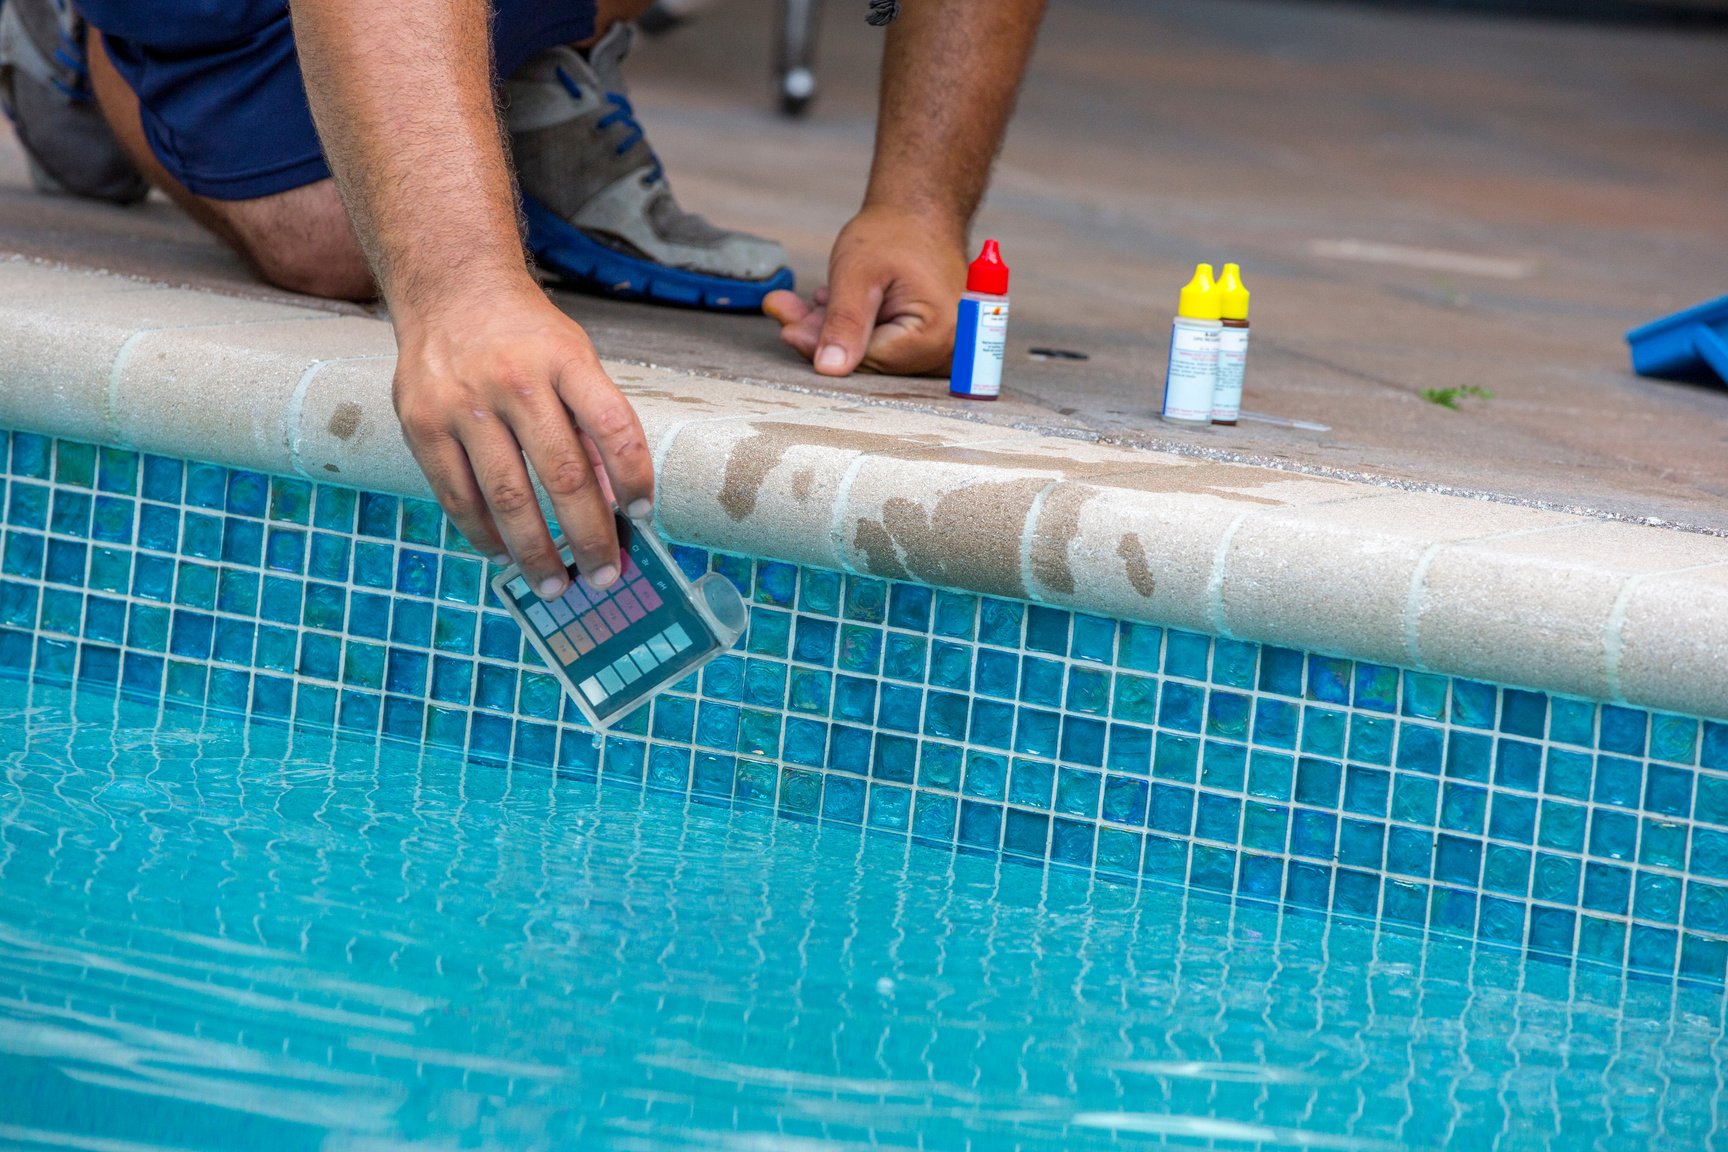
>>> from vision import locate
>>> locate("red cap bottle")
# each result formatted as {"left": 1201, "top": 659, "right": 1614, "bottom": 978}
{"left": 965, "top": 239, "right": 1010, "bottom": 297}
{"left": 951, "top": 240, "right": 1012, "bottom": 400}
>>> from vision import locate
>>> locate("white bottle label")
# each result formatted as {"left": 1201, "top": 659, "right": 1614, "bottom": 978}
{"left": 1214, "top": 327, "right": 1248, "bottom": 421}
{"left": 1162, "top": 323, "right": 1219, "bottom": 422}
{"left": 951, "top": 296, "right": 1009, "bottom": 398}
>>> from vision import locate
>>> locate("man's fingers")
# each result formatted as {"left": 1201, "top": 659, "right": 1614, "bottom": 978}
{"left": 404, "top": 429, "right": 509, "bottom": 562}
{"left": 578, "top": 431, "right": 620, "bottom": 510}
{"left": 777, "top": 302, "right": 825, "bottom": 359}
{"left": 462, "top": 418, "right": 569, "bottom": 598}
{"left": 762, "top": 289, "right": 810, "bottom": 327}
{"left": 556, "top": 358, "right": 654, "bottom": 528}
{"left": 813, "top": 267, "right": 885, "bottom": 377}
{"left": 504, "top": 388, "right": 620, "bottom": 589}
{"left": 860, "top": 313, "right": 953, "bottom": 377}
{"left": 767, "top": 287, "right": 824, "bottom": 359}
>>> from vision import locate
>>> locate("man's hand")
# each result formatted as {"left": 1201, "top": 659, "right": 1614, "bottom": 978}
{"left": 765, "top": 0, "right": 1046, "bottom": 380}
{"left": 764, "top": 206, "right": 966, "bottom": 377}
{"left": 392, "top": 284, "right": 653, "bottom": 599}
{"left": 293, "top": 0, "right": 649, "bottom": 596}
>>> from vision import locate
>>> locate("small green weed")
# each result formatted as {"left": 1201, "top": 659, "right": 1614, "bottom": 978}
{"left": 1421, "top": 385, "right": 1494, "bottom": 410}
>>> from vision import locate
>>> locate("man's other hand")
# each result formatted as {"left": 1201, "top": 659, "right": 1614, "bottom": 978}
{"left": 391, "top": 285, "right": 654, "bottom": 600}
{"left": 764, "top": 206, "right": 967, "bottom": 378}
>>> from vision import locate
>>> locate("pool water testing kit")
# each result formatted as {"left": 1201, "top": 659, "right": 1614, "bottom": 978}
{"left": 491, "top": 515, "right": 747, "bottom": 728}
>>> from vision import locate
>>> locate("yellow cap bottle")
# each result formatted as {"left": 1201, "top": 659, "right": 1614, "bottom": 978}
{"left": 1217, "top": 263, "right": 1250, "bottom": 321}
{"left": 1162, "top": 264, "right": 1225, "bottom": 425}
{"left": 1177, "top": 263, "right": 1222, "bottom": 321}
{"left": 1213, "top": 263, "right": 1251, "bottom": 425}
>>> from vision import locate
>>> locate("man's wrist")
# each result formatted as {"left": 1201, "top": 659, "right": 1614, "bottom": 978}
{"left": 854, "top": 193, "right": 970, "bottom": 248}
{"left": 387, "top": 258, "right": 542, "bottom": 335}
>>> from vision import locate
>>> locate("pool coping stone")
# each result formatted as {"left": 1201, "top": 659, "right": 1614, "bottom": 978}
{"left": 3, "top": 257, "right": 1724, "bottom": 720}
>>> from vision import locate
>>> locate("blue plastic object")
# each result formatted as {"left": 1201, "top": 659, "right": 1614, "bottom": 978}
{"left": 1626, "top": 295, "right": 1728, "bottom": 387}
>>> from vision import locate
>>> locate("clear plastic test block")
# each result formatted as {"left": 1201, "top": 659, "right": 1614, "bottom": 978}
{"left": 490, "top": 515, "right": 747, "bottom": 729}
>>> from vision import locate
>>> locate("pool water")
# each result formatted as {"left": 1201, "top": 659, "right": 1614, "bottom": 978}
{"left": 2, "top": 680, "right": 1724, "bottom": 1151}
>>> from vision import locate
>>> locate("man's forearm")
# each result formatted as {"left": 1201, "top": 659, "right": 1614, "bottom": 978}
{"left": 865, "top": 0, "right": 1047, "bottom": 238}
{"left": 287, "top": 1, "right": 653, "bottom": 602}
{"left": 292, "top": 0, "right": 527, "bottom": 313}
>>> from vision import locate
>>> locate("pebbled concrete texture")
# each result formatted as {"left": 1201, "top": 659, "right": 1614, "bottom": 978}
{"left": 2, "top": 0, "right": 1724, "bottom": 530}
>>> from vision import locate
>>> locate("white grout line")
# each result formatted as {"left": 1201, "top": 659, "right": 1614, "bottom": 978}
{"left": 1604, "top": 561, "right": 1728, "bottom": 704}
{"left": 1401, "top": 521, "right": 1595, "bottom": 671}
{"left": 102, "top": 315, "right": 340, "bottom": 447}
{"left": 825, "top": 453, "right": 873, "bottom": 577}
{"left": 285, "top": 355, "right": 394, "bottom": 478}
{"left": 1017, "top": 480, "right": 1060, "bottom": 604}
{"left": 1204, "top": 510, "right": 1254, "bottom": 639}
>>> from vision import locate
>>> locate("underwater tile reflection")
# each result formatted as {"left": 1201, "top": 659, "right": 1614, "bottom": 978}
{"left": 0, "top": 680, "right": 1724, "bottom": 1150}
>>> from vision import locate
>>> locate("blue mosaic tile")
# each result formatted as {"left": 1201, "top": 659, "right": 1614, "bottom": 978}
{"left": 1159, "top": 681, "right": 1204, "bottom": 734}
{"left": 53, "top": 441, "right": 96, "bottom": 488}
{"left": 1115, "top": 621, "right": 1160, "bottom": 673}
{"left": 96, "top": 447, "right": 138, "bottom": 496}
{"left": 8, "top": 430, "right": 1728, "bottom": 985}
{"left": 1303, "top": 656, "right": 1348, "bottom": 705}
{"left": 1201, "top": 741, "right": 1246, "bottom": 792}
{"left": 1255, "top": 645, "right": 1302, "bottom": 697}
{"left": 1400, "top": 672, "right": 1447, "bottom": 720}
{"left": 1589, "top": 808, "right": 1638, "bottom": 862}
{"left": 1164, "top": 630, "right": 1208, "bottom": 680}
{"left": 1004, "top": 803, "right": 1053, "bottom": 857}
{"left": 1283, "top": 805, "right": 1332, "bottom": 859}
{"left": 843, "top": 575, "right": 886, "bottom": 624}
{"left": 1024, "top": 606, "right": 1069, "bottom": 656}
{"left": 1153, "top": 733, "right": 1199, "bottom": 783}
{"left": 883, "top": 633, "right": 927, "bottom": 682}
{"left": 1137, "top": 833, "right": 1185, "bottom": 883}
{"left": 1248, "top": 750, "right": 1293, "bottom": 801}
{"left": 1489, "top": 792, "right": 1537, "bottom": 844}
{"left": 1015, "top": 708, "right": 1060, "bottom": 759}
{"left": 1451, "top": 679, "right": 1497, "bottom": 728}
{"left": 912, "top": 791, "right": 958, "bottom": 843}
{"left": 1598, "top": 704, "right": 1648, "bottom": 757}
{"left": 1062, "top": 614, "right": 1111, "bottom": 665}
{"left": 1650, "top": 713, "right": 1699, "bottom": 766}
{"left": 930, "top": 590, "right": 976, "bottom": 640}
{"left": 1386, "top": 826, "right": 1434, "bottom": 878}
{"left": 1351, "top": 663, "right": 1397, "bottom": 712}
{"left": 957, "top": 800, "right": 1002, "bottom": 852}
{"left": 1499, "top": 688, "right": 1547, "bottom": 738}
{"left": 1206, "top": 638, "right": 1252, "bottom": 689}
{"left": 923, "top": 691, "right": 967, "bottom": 741}
{"left": 1339, "top": 818, "right": 1384, "bottom": 869}
{"left": 746, "top": 608, "right": 791, "bottom": 658}
{"left": 753, "top": 560, "right": 798, "bottom": 608}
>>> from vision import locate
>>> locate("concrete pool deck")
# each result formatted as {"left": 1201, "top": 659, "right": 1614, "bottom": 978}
{"left": 0, "top": 1, "right": 1725, "bottom": 717}
{"left": 1, "top": 0, "right": 1726, "bottom": 531}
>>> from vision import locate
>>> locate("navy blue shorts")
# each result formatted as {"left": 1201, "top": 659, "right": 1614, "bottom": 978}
{"left": 81, "top": 0, "right": 598, "bottom": 200}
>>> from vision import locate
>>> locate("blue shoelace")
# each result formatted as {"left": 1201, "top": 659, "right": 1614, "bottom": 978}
{"left": 555, "top": 66, "right": 664, "bottom": 186}
{"left": 42, "top": 0, "right": 92, "bottom": 102}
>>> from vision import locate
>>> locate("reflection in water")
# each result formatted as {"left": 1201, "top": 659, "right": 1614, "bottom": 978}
{"left": 0, "top": 680, "right": 1724, "bottom": 1150}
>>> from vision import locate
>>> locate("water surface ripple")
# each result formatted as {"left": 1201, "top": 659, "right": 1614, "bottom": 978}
{"left": 0, "top": 681, "right": 1723, "bottom": 1150}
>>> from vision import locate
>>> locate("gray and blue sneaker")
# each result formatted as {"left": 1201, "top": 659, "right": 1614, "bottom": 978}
{"left": 0, "top": 0, "right": 146, "bottom": 203}
{"left": 505, "top": 23, "right": 792, "bottom": 312}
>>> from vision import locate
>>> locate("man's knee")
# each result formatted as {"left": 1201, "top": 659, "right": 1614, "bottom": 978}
{"left": 88, "top": 32, "right": 373, "bottom": 301}
{"left": 245, "top": 229, "right": 376, "bottom": 302}
{"left": 228, "top": 183, "right": 376, "bottom": 302}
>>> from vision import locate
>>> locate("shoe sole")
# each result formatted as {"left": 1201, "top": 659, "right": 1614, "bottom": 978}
{"left": 523, "top": 195, "right": 793, "bottom": 313}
